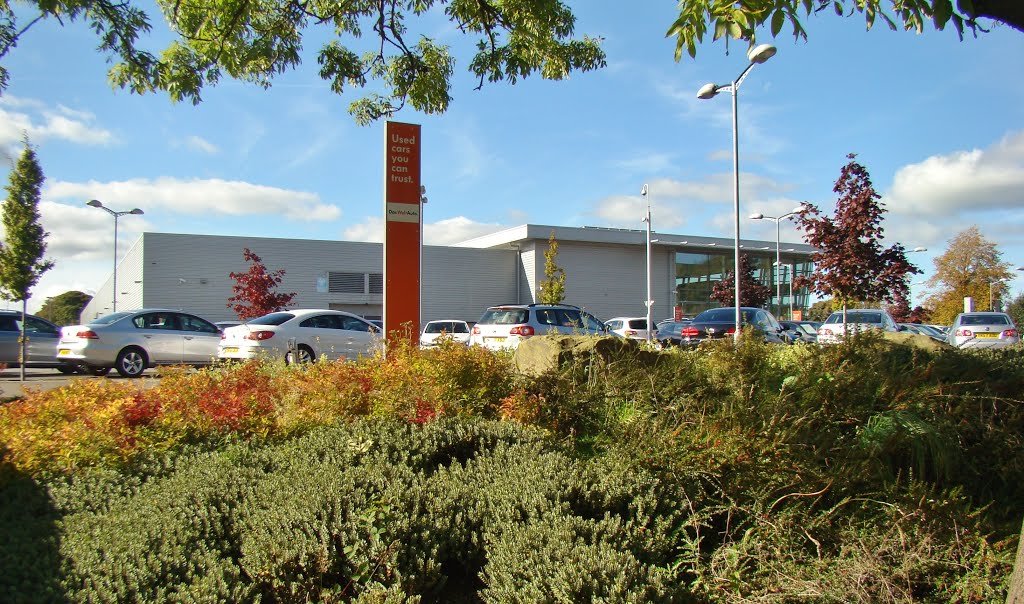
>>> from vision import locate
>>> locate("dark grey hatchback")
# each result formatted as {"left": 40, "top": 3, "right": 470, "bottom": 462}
{"left": 666, "top": 307, "right": 786, "bottom": 347}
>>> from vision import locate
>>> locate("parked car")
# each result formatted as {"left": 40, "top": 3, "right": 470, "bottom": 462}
{"left": 57, "top": 309, "right": 223, "bottom": 377}
{"left": 604, "top": 317, "right": 655, "bottom": 341}
{"left": 898, "top": 323, "right": 946, "bottom": 342}
{"left": 215, "top": 320, "right": 244, "bottom": 330}
{"left": 420, "top": 320, "right": 471, "bottom": 348}
{"left": 816, "top": 309, "right": 899, "bottom": 345}
{"left": 0, "top": 310, "right": 77, "bottom": 373}
{"left": 779, "top": 320, "right": 816, "bottom": 344}
{"left": 469, "top": 304, "right": 610, "bottom": 350}
{"left": 946, "top": 312, "right": 1019, "bottom": 349}
{"left": 654, "top": 321, "right": 693, "bottom": 348}
{"left": 218, "top": 309, "right": 382, "bottom": 363}
{"left": 668, "top": 307, "right": 786, "bottom": 347}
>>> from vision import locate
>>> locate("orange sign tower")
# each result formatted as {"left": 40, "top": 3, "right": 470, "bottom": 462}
{"left": 383, "top": 122, "right": 422, "bottom": 346}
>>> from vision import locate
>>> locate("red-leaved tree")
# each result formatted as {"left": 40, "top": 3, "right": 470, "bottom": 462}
{"left": 794, "top": 154, "right": 920, "bottom": 322}
{"left": 710, "top": 253, "right": 772, "bottom": 309}
{"left": 227, "top": 248, "right": 297, "bottom": 320}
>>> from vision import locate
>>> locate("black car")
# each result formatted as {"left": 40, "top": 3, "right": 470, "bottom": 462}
{"left": 666, "top": 307, "right": 787, "bottom": 347}
{"left": 654, "top": 320, "right": 692, "bottom": 347}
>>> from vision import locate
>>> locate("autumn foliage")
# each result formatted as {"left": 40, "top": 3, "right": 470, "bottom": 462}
{"left": 710, "top": 253, "right": 771, "bottom": 308}
{"left": 226, "top": 247, "right": 297, "bottom": 320}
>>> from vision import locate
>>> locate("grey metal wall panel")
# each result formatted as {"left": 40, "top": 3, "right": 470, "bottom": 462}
{"left": 421, "top": 246, "right": 516, "bottom": 324}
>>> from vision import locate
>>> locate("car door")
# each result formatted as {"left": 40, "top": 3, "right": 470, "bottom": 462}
{"left": 299, "top": 314, "right": 346, "bottom": 360}
{"left": 178, "top": 313, "right": 222, "bottom": 364}
{"left": 134, "top": 312, "right": 184, "bottom": 364}
{"left": 22, "top": 316, "right": 61, "bottom": 363}
{"left": 339, "top": 315, "right": 376, "bottom": 359}
{"left": 0, "top": 315, "right": 22, "bottom": 364}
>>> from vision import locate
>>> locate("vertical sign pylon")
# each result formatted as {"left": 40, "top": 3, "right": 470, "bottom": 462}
{"left": 383, "top": 122, "right": 422, "bottom": 347}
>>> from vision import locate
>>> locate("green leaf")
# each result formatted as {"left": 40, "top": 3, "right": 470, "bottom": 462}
{"left": 771, "top": 9, "right": 785, "bottom": 36}
{"left": 933, "top": 0, "right": 953, "bottom": 28}
{"left": 833, "top": 1, "right": 844, "bottom": 17}
{"left": 713, "top": 19, "right": 728, "bottom": 41}
{"left": 956, "top": 0, "right": 975, "bottom": 17}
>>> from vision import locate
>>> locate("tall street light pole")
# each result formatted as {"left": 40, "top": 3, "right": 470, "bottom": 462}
{"left": 87, "top": 199, "right": 144, "bottom": 313}
{"left": 641, "top": 184, "right": 653, "bottom": 342}
{"left": 698, "top": 43, "right": 777, "bottom": 340}
{"left": 749, "top": 205, "right": 804, "bottom": 319}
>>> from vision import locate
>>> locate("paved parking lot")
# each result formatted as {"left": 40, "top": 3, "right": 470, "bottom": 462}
{"left": 0, "top": 368, "right": 161, "bottom": 398}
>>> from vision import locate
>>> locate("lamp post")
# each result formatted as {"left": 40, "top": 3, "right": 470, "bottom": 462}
{"left": 641, "top": 184, "right": 653, "bottom": 342}
{"left": 749, "top": 205, "right": 804, "bottom": 319}
{"left": 698, "top": 43, "right": 777, "bottom": 340}
{"left": 87, "top": 199, "right": 144, "bottom": 313}
{"left": 990, "top": 277, "right": 1010, "bottom": 311}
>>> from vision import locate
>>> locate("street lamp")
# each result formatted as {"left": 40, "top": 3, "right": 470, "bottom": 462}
{"left": 990, "top": 277, "right": 1010, "bottom": 310}
{"left": 749, "top": 205, "right": 804, "bottom": 319}
{"left": 641, "top": 184, "right": 653, "bottom": 342}
{"left": 697, "top": 43, "right": 777, "bottom": 340}
{"left": 87, "top": 199, "right": 144, "bottom": 313}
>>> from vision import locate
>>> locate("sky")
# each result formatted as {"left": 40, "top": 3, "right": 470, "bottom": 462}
{"left": 1, "top": 2, "right": 1023, "bottom": 314}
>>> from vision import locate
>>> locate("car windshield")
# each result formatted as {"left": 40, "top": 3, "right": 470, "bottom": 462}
{"left": 478, "top": 308, "right": 529, "bottom": 325}
{"left": 825, "top": 312, "right": 882, "bottom": 324}
{"left": 960, "top": 314, "right": 1010, "bottom": 326}
{"left": 89, "top": 312, "right": 134, "bottom": 325}
{"left": 657, "top": 322, "right": 687, "bottom": 336}
{"left": 425, "top": 321, "right": 467, "bottom": 334}
{"left": 695, "top": 308, "right": 757, "bottom": 323}
{"left": 246, "top": 312, "right": 296, "bottom": 326}
{"left": 627, "top": 319, "right": 651, "bottom": 330}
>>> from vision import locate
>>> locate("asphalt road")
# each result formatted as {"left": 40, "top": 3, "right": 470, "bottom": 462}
{"left": 0, "top": 367, "right": 161, "bottom": 398}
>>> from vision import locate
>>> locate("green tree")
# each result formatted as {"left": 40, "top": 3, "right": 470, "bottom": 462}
{"left": 709, "top": 253, "right": 772, "bottom": 308}
{"left": 538, "top": 231, "right": 566, "bottom": 305}
{"left": 36, "top": 290, "right": 93, "bottom": 326}
{"left": 667, "top": 0, "right": 1023, "bottom": 61}
{"left": 1007, "top": 293, "right": 1024, "bottom": 331}
{"left": 921, "top": 226, "right": 1012, "bottom": 325}
{"left": 0, "top": 138, "right": 55, "bottom": 380}
{"left": 0, "top": 0, "right": 605, "bottom": 125}
{"left": 794, "top": 154, "right": 920, "bottom": 323}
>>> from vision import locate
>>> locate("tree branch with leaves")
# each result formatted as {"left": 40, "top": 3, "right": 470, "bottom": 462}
{"left": 227, "top": 247, "right": 297, "bottom": 320}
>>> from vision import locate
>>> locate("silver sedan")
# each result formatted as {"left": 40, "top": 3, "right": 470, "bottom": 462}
{"left": 57, "top": 309, "right": 223, "bottom": 377}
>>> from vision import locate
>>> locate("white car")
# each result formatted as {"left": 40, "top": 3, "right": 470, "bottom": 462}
{"left": 57, "top": 309, "right": 223, "bottom": 377}
{"left": 469, "top": 304, "right": 610, "bottom": 351}
{"left": 817, "top": 309, "right": 899, "bottom": 344}
{"left": 946, "top": 312, "right": 1019, "bottom": 349}
{"left": 218, "top": 309, "right": 381, "bottom": 363}
{"left": 604, "top": 317, "right": 655, "bottom": 340}
{"left": 419, "top": 320, "right": 471, "bottom": 348}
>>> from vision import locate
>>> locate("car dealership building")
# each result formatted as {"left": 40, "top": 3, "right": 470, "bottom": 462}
{"left": 79, "top": 224, "right": 817, "bottom": 327}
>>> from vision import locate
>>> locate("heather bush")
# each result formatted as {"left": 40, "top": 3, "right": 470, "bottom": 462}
{"left": 1, "top": 419, "right": 692, "bottom": 603}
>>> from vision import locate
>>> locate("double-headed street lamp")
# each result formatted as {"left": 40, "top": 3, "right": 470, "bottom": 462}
{"left": 749, "top": 205, "right": 804, "bottom": 319}
{"left": 697, "top": 43, "right": 777, "bottom": 340}
{"left": 990, "top": 277, "right": 1010, "bottom": 311}
{"left": 87, "top": 199, "right": 144, "bottom": 313}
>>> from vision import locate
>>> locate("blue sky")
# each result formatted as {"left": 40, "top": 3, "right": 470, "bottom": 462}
{"left": 2, "top": 2, "right": 1023, "bottom": 313}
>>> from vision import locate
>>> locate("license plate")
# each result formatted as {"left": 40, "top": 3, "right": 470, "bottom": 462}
{"left": 975, "top": 332, "right": 998, "bottom": 338}
{"left": 222, "top": 347, "right": 240, "bottom": 353}
{"left": 486, "top": 337, "right": 506, "bottom": 344}
{"left": 57, "top": 349, "right": 71, "bottom": 356}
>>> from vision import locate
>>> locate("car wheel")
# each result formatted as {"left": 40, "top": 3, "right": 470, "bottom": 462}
{"left": 115, "top": 347, "right": 148, "bottom": 378}
{"left": 56, "top": 363, "right": 77, "bottom": 375}
{"left": 286, "top": 345, "right": 315, "bottom": 365}
{"left": 88, "top": 366, "right": 112, "bottom": 376}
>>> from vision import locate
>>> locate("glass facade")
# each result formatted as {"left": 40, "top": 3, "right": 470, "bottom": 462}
{"left": 673, "top": 249, "right": 813, "bottom": 320}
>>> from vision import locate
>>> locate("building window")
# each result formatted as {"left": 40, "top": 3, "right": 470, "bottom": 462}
{"left": 328, "top": 272, "right": 384, "bottom": 295}
{"left": 368, "top": 273, "right": 383, "bottom": 294}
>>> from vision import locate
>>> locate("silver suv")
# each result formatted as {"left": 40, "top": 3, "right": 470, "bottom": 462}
{"left": 469, "top": 304, "right": 610, "bottom": 350}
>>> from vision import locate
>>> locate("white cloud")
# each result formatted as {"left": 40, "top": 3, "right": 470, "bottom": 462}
{"left": 0, "top": 98, "right": 114, "bottom": 148}
{"left": 425, "top": 216, "right": 506, "bottom": 245}
{"left": 886, "top": 130, "right": 1024, "bottom": 216}
{"left": 613, "top": 152, "right": 677, "bottom": 174}
{"left": 342, "top": 217, "right": 385, "bottom": 243}
{"left": 186, "top": 136, "right": 219, "bottom": 154}
{"left": 341, "top": 216, "right": 506, "bottom": 246}
{"left": 44, "top": 177, "right": 342, "bottom": 222}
